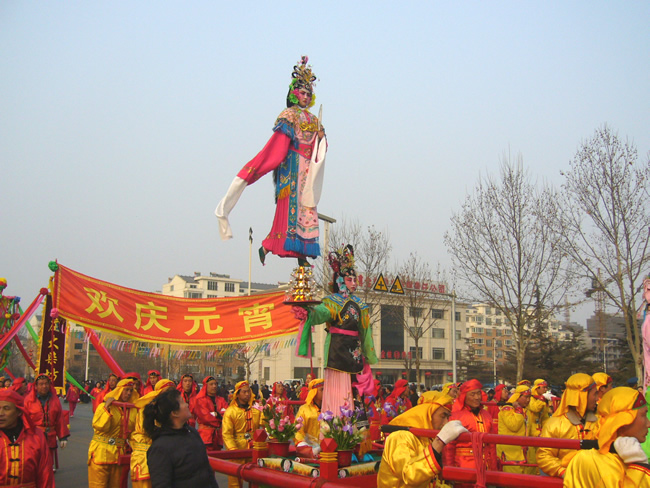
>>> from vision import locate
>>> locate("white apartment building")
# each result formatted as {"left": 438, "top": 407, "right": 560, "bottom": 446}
{"left": 162, "top": 272, "right": 282, "bottom": 298}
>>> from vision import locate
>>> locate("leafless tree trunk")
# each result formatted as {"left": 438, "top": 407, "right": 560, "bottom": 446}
{"left": 445, "top": 155, "right": 574, "bottom": 382}
{"left": 389, "top": 253, "right": 451, "bottom": 385}
{"left": 559, "top": 125, "right": 650, "bottom": 381}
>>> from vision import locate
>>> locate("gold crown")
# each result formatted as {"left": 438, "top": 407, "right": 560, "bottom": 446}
{"left": 290, "top": 55, "right": 317, "bottom": 91}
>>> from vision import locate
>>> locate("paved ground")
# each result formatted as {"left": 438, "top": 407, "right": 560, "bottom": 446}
{"left": 54, "top": 399, "right": 230, "bottom": 487}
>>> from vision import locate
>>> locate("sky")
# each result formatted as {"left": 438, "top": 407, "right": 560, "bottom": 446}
{"left": 2, "top": 2, "right": 649, "bottom": 328}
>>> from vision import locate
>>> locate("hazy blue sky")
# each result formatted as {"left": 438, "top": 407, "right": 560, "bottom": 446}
{"left": 2, "top": 2, "right": 649, "bottom": 326}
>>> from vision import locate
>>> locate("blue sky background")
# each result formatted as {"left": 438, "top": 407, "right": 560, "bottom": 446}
{"left": 2, "top": 2, "right": 649, "bottom": 326}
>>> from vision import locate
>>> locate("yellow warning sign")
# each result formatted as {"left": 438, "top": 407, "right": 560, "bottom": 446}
{"left": 373, "top": 274, "right": 388, "bottom": 292}
{"left": 390, "top": 276, "right": 405, "bottom": 294}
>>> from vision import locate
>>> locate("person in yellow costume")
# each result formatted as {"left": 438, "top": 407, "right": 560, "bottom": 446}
{"left": 222, "top": 380, "right": 262, "bottom": 488}
{"left": 565, "top": 386, "right": 650, "bottom": 487}
{"left": 377, "top": 393, "right": 468, "bottom": 488}
{"left": 294, "top": 378, "right": 323, "bottom": 458}
{"left": 130, "top": 378, "right": 175, "bottom": 488}
{"left": 418, "top": 391, "right": 442, "bottom": 405}
{"left": 88, "top": 378, "right": 138, "bottom": 488}
{"left": 536, "top": 373, "right": 599, "bottom": 478}
{"left": 525, "top": 378, "right": 550, "bottom": 474}
{"left": 497, "top": 385, "right": 531, "bottom": 473}
{"left": 441, "top": 382, "right": 459, "bottom": 399}
{"left": 593, "top": 372, "right": 614, "bottom": 401}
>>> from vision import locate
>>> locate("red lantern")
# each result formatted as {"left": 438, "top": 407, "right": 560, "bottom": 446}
{"left": 402, "top": 371, "right": 407, "bottom": 376}
{"left": 376, "top": 371, "right": 382, "bottom": 376}
{"left": 447, "top": 372, "right": 453, "bottom": 376}
{"left": 425, "top": 372, "right": 432, "bottom": 377}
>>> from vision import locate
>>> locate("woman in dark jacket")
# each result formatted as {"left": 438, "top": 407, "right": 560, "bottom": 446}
{"left": 144, "top": 388, "right": 219, "bottom": 488}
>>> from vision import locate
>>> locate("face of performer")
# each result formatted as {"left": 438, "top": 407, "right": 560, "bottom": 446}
{"left": 618, "top": 406, "right": 650, "bottom": 442}
{"left": 35, "top": 378, "right": 50, "bottom": 396}
{"left": 537, "top": 384, "right": 548, "bottom": 395}
{"left": 149, "top": 373, "right": 160, "bottom": 387}
{"left": 518, "top": 394, "right": 531, "bottom": 409}
{"left": 344, "top": 275, "right": 357, "bottom": 293}
{"left": 3, "top": 380, "right": 11, "bottom": 388}
{"left": 206, "top": 379, "right": 218, "bottom": 397}
{"left": 432, "top": 406, "right": 451, "bottom": 430}
{"left": 586, "top": 385, "right": 599, "bottom": 412}
{"left": 237, "top": 386, "right": 252, "bottom": 405}
{"left": 182, "top": 376, "right": 193, "bottom": 393}
{"left": 449, "top": 386, "right": 459, "bottom": 399}
{"left": 296, "top": 87, "right": 312, "bottom": 108}
{"left": 599, "top": 382, "right": 613, "bottom": 399}
{"left": 15, "top": 383, "right": 27, "bottom": 396}
{"left": 0, "top": 401, "right": 21, "bottom": 429}
{"left": 314, "top": 386, "right": 324, "bottom": 405}
{"left": 108, "top": 375, "right": 118, "bottom": 389}
{"left": 275, "top": 383, "right": 284, "bottom": 396}
{"left": 465, "top": 389, "right": 482, "bottom": 409}
{"left": 119, "top": 386, "right": 133, "bottom": 402}
{"left": 306, "top": 374, "right": 312, "bottom": 384}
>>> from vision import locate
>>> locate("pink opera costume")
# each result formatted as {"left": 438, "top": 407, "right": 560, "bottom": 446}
{"left": 215, "top": 56, "right": 327, "bottom": 263}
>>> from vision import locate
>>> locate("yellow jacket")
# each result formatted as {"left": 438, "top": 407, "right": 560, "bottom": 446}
{"left": 565, "top": 448, "right": 650, "bottom": 487}
{"left": 377, "top": 430, "right": 447, "bottom": 488}
{"left": 294, "top": 403, "right": 320, "bottom": 446}
{"left": 536, "top": 410, "right": 598, "bottom": 477}
{"left": 129, "top": 408, "right": 153, "bottom": 480}
{"left": 497, "top": 405, "right": 527, "bottom": 472}
{"left": 526, "top": 396, "right": 550, "bottom": 437}
{"left": 222, "top": 404, "right": 261, "bottom": 451}
{"left": 88, "top": 402, "right": 137, "bottom": 465}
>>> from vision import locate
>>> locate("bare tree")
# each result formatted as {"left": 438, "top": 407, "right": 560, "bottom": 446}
{"left": 387, "top": 253, "right": 451, "bottom": 384}
{"left": 445, "top": 156, "right": 574, "bottom": 382}
{"left": 559, "top": 125, "right": 650, "bottom": 380}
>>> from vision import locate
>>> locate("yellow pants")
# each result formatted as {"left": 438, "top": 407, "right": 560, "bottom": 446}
{"left": 88, "top": 461, "right": 121, "bottom": 488}
{"left": 228, "top": 458, "right": 247, "bottom": 488}
{"left": 132, "top": 481, "right": 152, "bottom": 488}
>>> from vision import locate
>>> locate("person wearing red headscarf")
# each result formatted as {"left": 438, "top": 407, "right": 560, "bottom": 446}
{"left": 124, "top": 371, "right": 144, "bottom": 396}
{"left": 194, "top": 375, "right": 228, "bottom": 450}
{"left": 298, "top": 374, "right": 313, "bottom": 402}
{"left": 23, "top": 374, "right": 70, "bottom": 468}
{"left": 487, "top": 383, "right": 508, "bottom": 434}
{"left": 66, "top": 384, "right": 80, "bottom": 417}
{"left": 267, "top": 381, "right": 295, "bottom": 422}
{"left": 143, "top": 370, "right": 161, "bottom": 395}
{"left": 11, "top": 377, "right": 28, "bottom": 396}
{"left": 0, "top": 389, "right": 54, "bottom": 488}
{"left": 380, "top": 379, "right": 412, "bottom": 425}
{"left": 177, "top": 373, "right": 199, "bottom": 428}
{"left": 443, "top": 379, "right": 496, "bottom": 487}
{"left": 366, "top": 379, "right": 385, "bottom": 441}
{"left": 93, "top": 373, "right": 119, "bottom": 412}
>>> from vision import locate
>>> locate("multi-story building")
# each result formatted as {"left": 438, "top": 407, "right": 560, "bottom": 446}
{"left": 585, "top": 313, "right": 628, "bottom": 372}
{"left": 162, "top": 272, "right": 281, "bottom": 298}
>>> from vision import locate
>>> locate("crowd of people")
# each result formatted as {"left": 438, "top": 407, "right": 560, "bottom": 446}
{"left": 2, "top": 368, "right": 650, "bottom": 487}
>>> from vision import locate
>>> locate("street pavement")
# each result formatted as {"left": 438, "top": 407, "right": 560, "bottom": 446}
{"left": 54, "top": 399, "right": 229, "bottom": 487}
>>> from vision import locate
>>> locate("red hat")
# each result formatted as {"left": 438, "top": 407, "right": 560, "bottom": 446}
{"left": 0, "top": 389, "right": 36, "bottom": 431}
{"left": 387, "top": 379, "right": 409, "bottom": 401}
{"left": 453, "top": 379, "right": 483, "bottom": 412}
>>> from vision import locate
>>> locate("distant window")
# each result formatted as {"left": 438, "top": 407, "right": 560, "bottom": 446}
{"left": 264, "top": 367, "right": 270, "bottom": 381}
{"left": 170, "top": 285, "right": 174, "bottom": 291}
{"left": 208, "top": 281, "right": 218, "bottom": 291}
{"left": 455, "top": 311, "right": 461, "bottom": 321}
{"left": 505, "top": 340, "right": 513, "bottom": 347}
{"left": 485, "top": 329, "right": 492, "bottom": 336}
{"left": 485, "top": 307, "right": 491, "bottom": 314}
{"left": 486, "top": 317, "right": 492, "bottom": 325}
{"left": 410, "top": 326, "right": 423, "bottom": 337}
{"left": 475, "top": 349, "right": 485, "bottom": 356}
{"left": 474, "top": 338, "right": 484, "bottom": 345}
{"left": 496, "top": 340, "right": 503, "bottom": 347}
{"left": 187, "top": 292, "right": 202, "bottom": 298}
{"left": 432, "top": 328, "right": 445, "bottom": 339}
{"left": 225, "top": 283, "right": 235, "bottom": 292}
{"left": 431, "top": 309, "right": 444, "bottom": 319}
{"left": 189, "top": 284, "right": 197, "bottom": 289}
{"left": 486, "top": 339, "right": 493, "bottom": 347}
{"left": 207, "top": 295, "right": 218, "bottom": 298}
{"left": 410, "top": 307, "right": 424, "bottom": 318}
{"left": 432, "top": 348, "right": 445, "bottom": 360}
{"left": 487, "top": 349, "right": 493, "bottom": 358}
{"left": 74, "top": 343, "right": 83, "bottom": 350}
{"left": 456, "top": 349, "right": 462, "bottom": 359}
{"left": 409, "top": 346, "right": 423, "bottom": 359}
{"left": 456, "top": 330, "right": 462, "bottom": 340}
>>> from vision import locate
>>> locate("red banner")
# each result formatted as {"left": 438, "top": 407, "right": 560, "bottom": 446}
{"left": 37, "top": 294, "right": 67, "bottom": 393}
{"left": 53, "top": 264, "right": 299, "bottom": 345}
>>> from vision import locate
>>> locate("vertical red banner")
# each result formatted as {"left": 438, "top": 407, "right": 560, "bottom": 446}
{"left": 37, "top": 294, "right": 67, "bottom": 394}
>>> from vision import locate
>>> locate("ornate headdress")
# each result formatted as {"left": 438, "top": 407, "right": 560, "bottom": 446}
{"left": 328, "top": 244, "right": 356, "bottom": 277}
{"left": 288, "top": 56, "right": 317, "bottom": 108}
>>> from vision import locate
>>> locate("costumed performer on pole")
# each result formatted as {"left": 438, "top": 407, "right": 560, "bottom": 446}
{"left": 130, "top": 378, "right": 175, "bottom": 488}
{"left": 377, "top": 393, "right": 468, "bottom": 488}
{"left": 0, "top": 388, "right": 54, "bottom": 488}
{"left": 296, "top": 245, "right": 378, "bottom": 415}
{"left": 215, "top": 55, "right": 327, "bottom": 266}
{"left": 565, "top": 386, "right": 650, "bottom": 486}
